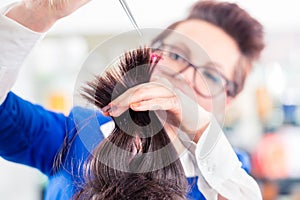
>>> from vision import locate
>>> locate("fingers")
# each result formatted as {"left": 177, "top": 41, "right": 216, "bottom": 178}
{"left": 101, "top": 82, "right": 176, "bottom": 117}
{"left": 43, "top": 0, "right": 91, "bottom": 20}
{"left": 130, "top": 97, "right": 180, "bottom": 112}
{"left": 48, "top": 0, "right": 91, "bottom": 10}
{"left": 151, "top": 72, "right": 196, "bottom": 99}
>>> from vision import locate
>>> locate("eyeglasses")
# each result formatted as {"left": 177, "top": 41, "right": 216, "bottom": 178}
{"left": 153, "top": 44, "right": 238, "bottom": 98}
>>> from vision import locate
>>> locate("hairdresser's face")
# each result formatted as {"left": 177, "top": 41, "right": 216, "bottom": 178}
{"left": 155, "top": 19, "right": 241, "bottom": 112}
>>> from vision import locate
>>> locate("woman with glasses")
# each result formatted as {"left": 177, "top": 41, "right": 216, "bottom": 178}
{"left": 0, "top": 0, "right": 264, "bottom": 199}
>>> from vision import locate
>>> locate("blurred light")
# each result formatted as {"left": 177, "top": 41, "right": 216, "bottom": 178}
{"left": 50, "top": 0, "right": 195, "bottom": 34}
{"left": 282, "top": 88, "right": 298, "bottom": 105}
{"left": 266, "top": 62, "right": 286, "bottom": 97}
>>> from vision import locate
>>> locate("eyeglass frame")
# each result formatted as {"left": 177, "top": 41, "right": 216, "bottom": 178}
{"left": 152, "top": 43, "right": 239, "bottom": 98}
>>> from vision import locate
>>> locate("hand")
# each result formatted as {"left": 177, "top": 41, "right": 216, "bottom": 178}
{"left": 102, "top": 78, "right": 211, "bottom": 143}
{"left": 6, "top": 0, "right": 91, "bottom": 32}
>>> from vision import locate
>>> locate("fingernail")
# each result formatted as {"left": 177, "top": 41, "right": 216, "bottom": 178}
{"left": 105, "top": 104, "right": 118, "bottom": 117}
{"left": 131, "top": 102, "right": 140, "bottom": 107}
{"left": 103, "top": 111, "right": 111, "bottom": 116}
{"left": 110, "top": 104, "right": 118, "bottom": 112}
{"left": 102, "top": 104, "right": 111, "bottom": 112}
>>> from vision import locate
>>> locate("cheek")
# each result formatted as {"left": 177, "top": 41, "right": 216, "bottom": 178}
{"left": 197, "top": 94, "right": 227, "bottom": 123}
{"left": 157, "top": 59, "right": 194, "bottom": 82}
{"left": 156, "top": 59, "right": 178, "bottom": 73}
{"left": 196, "top": 93, "right": 227, "bottom": 111}
{"left": 150, "top": 60, "right": 166, "bottom": 81}
{"left": 157, "top": 59, "right": 169, "bottom": 67}
{"left": 196, "top": 96, "right": 212, "bottom": 112}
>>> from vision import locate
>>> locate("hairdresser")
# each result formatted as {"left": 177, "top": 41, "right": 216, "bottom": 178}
{"left": 101, "top": 1, "right": 264, "bottom": 199}
{"left": 0, "top": 0, "right": 264, "bottom": 199}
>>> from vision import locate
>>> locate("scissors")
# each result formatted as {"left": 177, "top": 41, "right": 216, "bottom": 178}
{"left": 119, "top": 0, "right": 142, "bottom": 36}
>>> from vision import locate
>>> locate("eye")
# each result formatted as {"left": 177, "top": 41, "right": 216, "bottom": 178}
{"left": 202, "top": 69, "right": 223, "bottom": 84}
{"left": 168, "top": 52, "right": 186, "bottom": 63}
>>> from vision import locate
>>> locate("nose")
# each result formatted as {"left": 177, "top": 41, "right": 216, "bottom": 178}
{"left": 181, "top": 66, "right": 196, "bottom": 89}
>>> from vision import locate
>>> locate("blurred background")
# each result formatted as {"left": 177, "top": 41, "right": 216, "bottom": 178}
{"left": 1, "top": 0, "right": 300, "bottom": 199}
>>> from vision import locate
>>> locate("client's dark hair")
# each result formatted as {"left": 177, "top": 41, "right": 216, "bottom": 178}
{"left": 75, "top": 47, "right": 188, "bottom": 199}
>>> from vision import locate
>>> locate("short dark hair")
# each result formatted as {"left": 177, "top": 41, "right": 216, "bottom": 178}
{"left": 75, "top": 47, "right": 188, "bottom": 199}
{"left": 188, "top": 1, "right": 264, "bottom": 61}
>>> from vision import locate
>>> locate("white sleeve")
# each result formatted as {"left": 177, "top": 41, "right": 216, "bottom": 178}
{"left": 0, "top": 4, "right": 44, "bottom": 104}
{"left": 195, "top": 117, "right": 262, "bottom": 200}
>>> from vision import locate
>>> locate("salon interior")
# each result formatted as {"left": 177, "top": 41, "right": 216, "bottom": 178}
{"left": 1, "top": 0, "right": 300, "bottom": 199}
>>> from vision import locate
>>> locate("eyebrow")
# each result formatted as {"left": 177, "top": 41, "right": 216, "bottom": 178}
{"left": 161, "top": 42, "right": 227, "bottom": 74}
{"left": 206, "top": 61, "right": 224, "bottom": 71}
{"left": 161, "top": 42, "right": 191, "bottom": 59}
{"left": 172, "top": 42, "right": 191, "bottom": 55}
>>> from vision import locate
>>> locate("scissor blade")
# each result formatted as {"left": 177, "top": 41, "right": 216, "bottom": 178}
{"left": 119, "top": 0, "right": 142, "bottom": 36}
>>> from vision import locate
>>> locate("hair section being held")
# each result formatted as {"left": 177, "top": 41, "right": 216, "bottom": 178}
{"left": 76, "top": 47, "right": 188, "bottom": 199}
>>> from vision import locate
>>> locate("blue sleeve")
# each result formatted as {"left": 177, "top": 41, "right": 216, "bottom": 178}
{"left": 0, "top": 92, "right": 67, "bottom": 176}
{"left": 234, "top": 148, "right": 251, "bottom": 174}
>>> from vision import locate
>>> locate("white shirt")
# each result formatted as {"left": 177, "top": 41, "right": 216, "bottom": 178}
{"left": 0, "top": 4, "right": 43, "bottom": 104}
{"left": 0, "top": 5, "right": 262, "bottom": 200}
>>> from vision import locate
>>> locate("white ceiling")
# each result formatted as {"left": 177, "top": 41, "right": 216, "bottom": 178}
{"left": 2, "top": 0, "right": 300, "bottom": 34}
